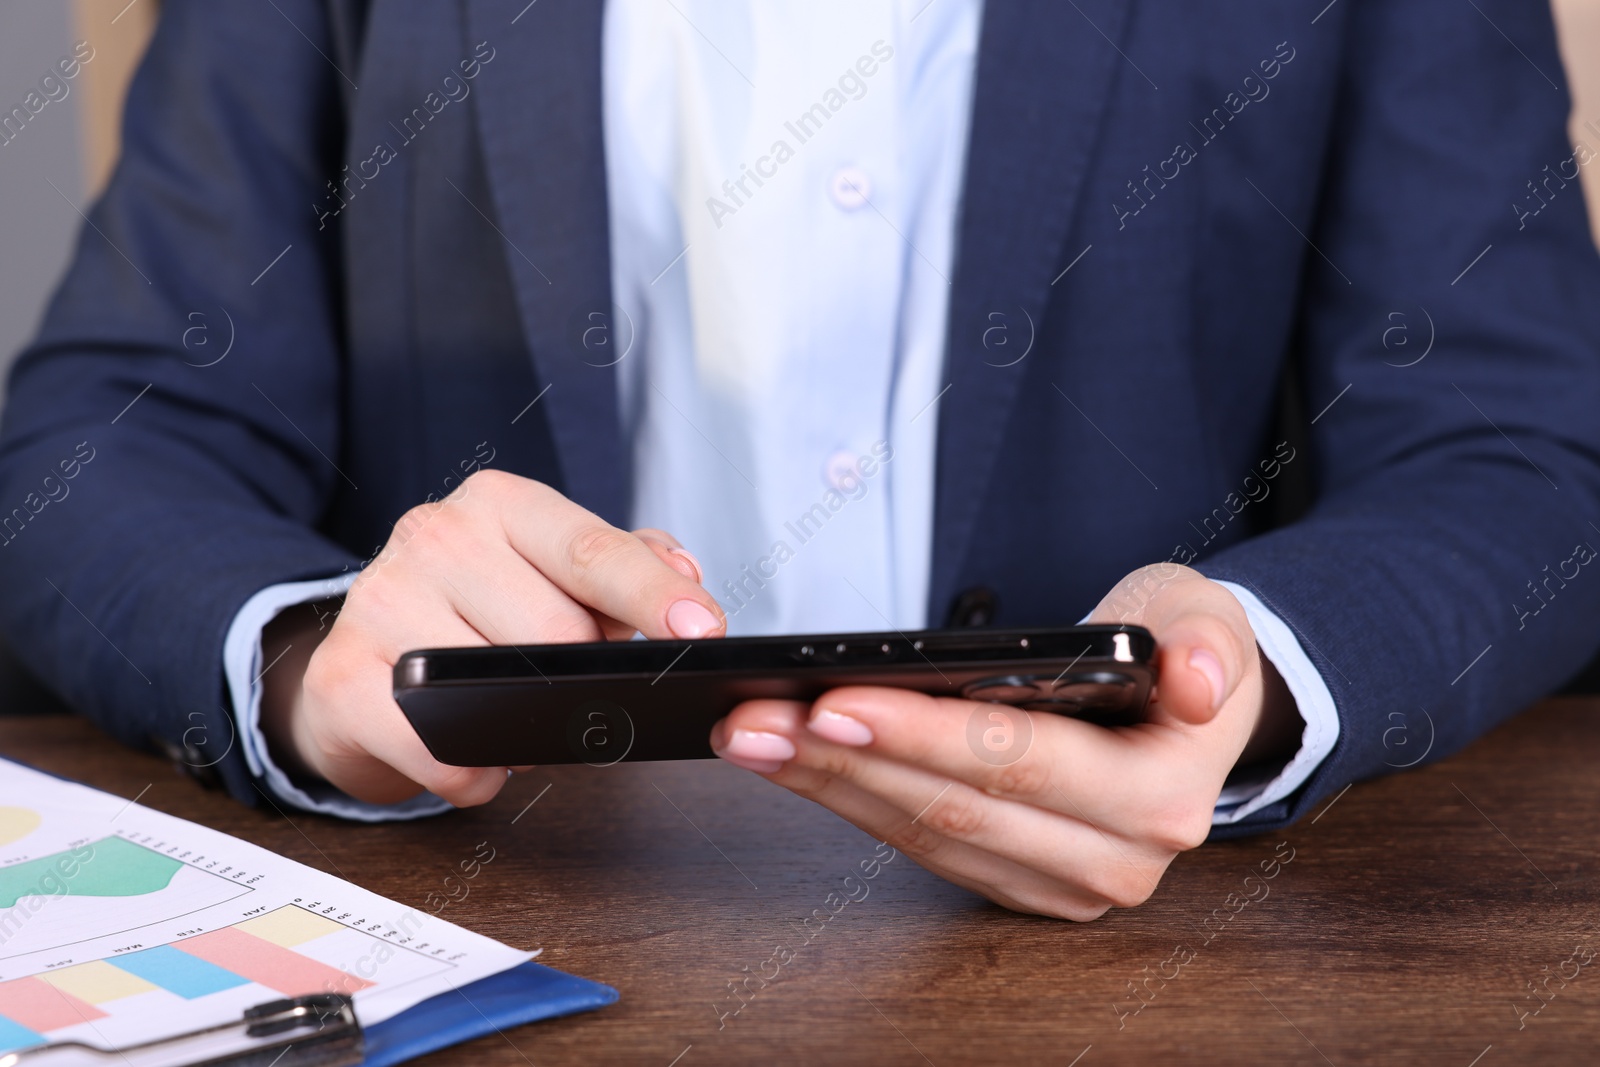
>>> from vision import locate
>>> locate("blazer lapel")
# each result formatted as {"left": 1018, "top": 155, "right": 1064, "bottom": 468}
{"left": 464, "top": 0, "right": 628, "bottom": 524}
{"left": 929, "top": 0, "right": 1135, "bottom": 623}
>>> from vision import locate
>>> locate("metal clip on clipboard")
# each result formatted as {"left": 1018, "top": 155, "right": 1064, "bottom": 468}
{"left": 0, "top": 994, "right": 364, "bottom": 1067}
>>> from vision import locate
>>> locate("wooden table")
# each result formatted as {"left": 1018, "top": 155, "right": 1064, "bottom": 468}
{"left": 3, "top": 700, "right": 1599, "bottom": 1065}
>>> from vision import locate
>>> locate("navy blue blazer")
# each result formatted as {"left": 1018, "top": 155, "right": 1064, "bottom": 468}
{"left": 4, "top": 0, "right": 1600, "bottom": 836}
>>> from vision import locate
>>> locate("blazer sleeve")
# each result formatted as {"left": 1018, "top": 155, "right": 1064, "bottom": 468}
{"left": 0, "top": 0, "right": 361, "bottom": 804}
{"left": 1199, "top": 0, "right": 1600, "bottom": 836}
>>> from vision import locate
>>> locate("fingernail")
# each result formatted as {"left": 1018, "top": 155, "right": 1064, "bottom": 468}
{"left": 719, "top": 754, "right": 784, "bottom": 774}
{"left": 1189, "top": 648, "right": 1226, "bottom": 709}
{"left": 718, "top": 729, "right": 795, "bottom": 774}
{"left": 668, "top": 547, "right": 703, "bottom": 583}
{"left": 808, "top": 708, "right": 873, "bottom": 746}
{"left": 667, "top": 598, "right": 721, "bottom": 638}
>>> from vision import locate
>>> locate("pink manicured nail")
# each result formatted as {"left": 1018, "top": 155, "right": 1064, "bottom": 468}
{"left": 668, "top": 547, "right": 703, "bottom": 583}
{"left": 1189, "top": 648, "right": 1226, "bottom": 709}
{"left": 808, "top": 709, "right": 874, "bottom": 746}
{"left": 720, "top": 754, "right": 784, "bottom": 774}
{"left": 667, "top": 598, "right": 720, "bottom": 638}
{"left": 718, "top": 729, "right": 795, "bottom": 773}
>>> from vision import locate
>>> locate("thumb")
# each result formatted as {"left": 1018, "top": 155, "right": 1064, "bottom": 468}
{"left": 421, "top": 764, "right": 514, "bottom": 809}
{"left": 1149, "top": 610, "right": 1249, "bottom": 726}
{"left": 1088, "top": 565, "right": 1254, "bottom": 727}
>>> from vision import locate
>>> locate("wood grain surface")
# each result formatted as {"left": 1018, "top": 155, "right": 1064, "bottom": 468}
{"left": 3, "top": 700, "right": 1598, "bottom": 1066}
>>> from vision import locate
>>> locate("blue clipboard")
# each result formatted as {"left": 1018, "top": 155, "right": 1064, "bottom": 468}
{"left": 362, "top": 960, "right": 617, "bottom": 1066}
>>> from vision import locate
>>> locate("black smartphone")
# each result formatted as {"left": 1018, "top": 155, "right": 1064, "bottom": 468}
{"left": 392, "top": 624, "right": 1156, "bottom": 767}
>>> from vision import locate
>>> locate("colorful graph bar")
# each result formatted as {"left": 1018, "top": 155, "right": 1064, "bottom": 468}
{"left": 236, "top": 905, "right": 343, "bottom": 948}
{"left": 175, "top": 927, "right": 373, "bottom": 997}
{"left": 110, "top": 945, "right": 250, "bottom": 999}
{"left": 38, "top": 960, "right": 156, "bottom": 1004}
{"left": 0, "top": 1013, "right": 41, "bottom": 1052}
{"left": 0, "top": 976, "right": 106, "bottom": 1031}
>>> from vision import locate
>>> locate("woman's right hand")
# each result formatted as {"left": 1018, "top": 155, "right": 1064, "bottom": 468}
{"left": 259, "top": 469, "right": 723, "bottom": 806}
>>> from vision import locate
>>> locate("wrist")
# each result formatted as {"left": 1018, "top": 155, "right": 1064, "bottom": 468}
{"left": 259, "top": 599, "right": 338, "bottom": 780}
{"left": 1236, "top": 643, "right": 1300, "bottom": 769}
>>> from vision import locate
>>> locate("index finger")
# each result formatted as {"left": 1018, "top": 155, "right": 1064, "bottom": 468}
{"left": 491, "top": 474, "right": 726, "bottom": 640}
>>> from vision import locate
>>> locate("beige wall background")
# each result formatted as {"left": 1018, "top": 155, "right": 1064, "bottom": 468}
{"left": 72, "top": 0, "right": 160, "bottom": 201}
{"left": 0, "top": 1, "right": 1597, "bottom": 391}
{"left": 1554, "top": 0, "right": 1600, "bottom": 247}
{"left": 0, "top": 0, "right": 156, "bottom": 392}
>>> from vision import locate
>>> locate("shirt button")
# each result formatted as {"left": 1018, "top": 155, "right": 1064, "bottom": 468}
{"left": 823, "top": 450, "right": 860, "bottom": 489}
{"left": 829, "top": 167, "right": 872, "bottom": 210}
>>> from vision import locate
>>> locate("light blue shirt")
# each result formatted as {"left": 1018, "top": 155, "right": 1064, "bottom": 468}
{"left": 226, "top": 0, "right": 1337, "bottom": 825}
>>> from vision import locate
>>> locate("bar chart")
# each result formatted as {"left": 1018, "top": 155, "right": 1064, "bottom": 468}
{"left": 0, "top": 761, "right": 531, "bottom": 1058}
{"left": 0, "top": 904, "right": 454, "bottom": 1051}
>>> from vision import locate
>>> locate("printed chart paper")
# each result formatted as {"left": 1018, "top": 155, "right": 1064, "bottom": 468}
{"left": 0, "top": 759, "right": 531, "bottom": 1055}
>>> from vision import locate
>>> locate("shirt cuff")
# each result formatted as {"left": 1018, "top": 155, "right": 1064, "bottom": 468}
{"left": 1207, "top": 580, "right": 1339, "bottom": 825}
{"left": 222, "top": 572, "right": 455, "bottom": 822}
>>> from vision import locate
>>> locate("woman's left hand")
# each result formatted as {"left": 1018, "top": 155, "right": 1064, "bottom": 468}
{"left": 710, "top": 565, "right": 1298, "bottom": 920}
